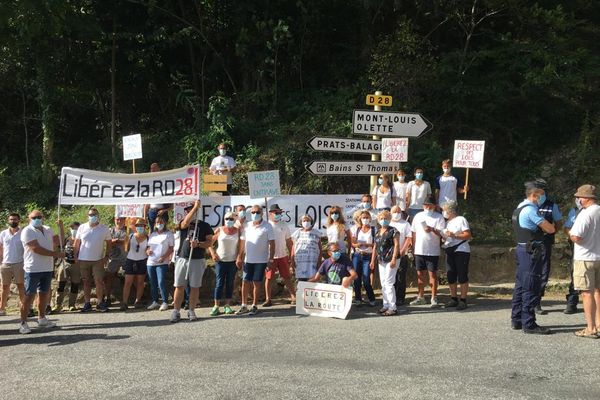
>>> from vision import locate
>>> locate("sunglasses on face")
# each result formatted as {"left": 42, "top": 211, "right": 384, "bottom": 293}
{"left": 225, "top": 218, "right": 235, "bottom": 221}
{"left": 251, "top": 211, "right": 261, "bottom": 214}
{"left": 32, "top": 216, "right": 43, "bottom": 220}
{"left": 331, "top": 212, "right": 339, "bottom": 215}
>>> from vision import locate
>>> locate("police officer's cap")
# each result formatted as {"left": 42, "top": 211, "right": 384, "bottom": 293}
{"left": 524, "top": 181, "right": 543, "bottom": 191}
{"left": 533, "top": 178, "right": 547, "bottom": 189}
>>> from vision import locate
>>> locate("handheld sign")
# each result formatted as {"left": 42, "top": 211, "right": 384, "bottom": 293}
{"left": 296, "top": 281, "right": 353, "bottom": 319}
{"left": 122, "top": 134, "right": 142, "bottom": 161}
{"left": 453, "top": 140, "right": 486, "bottom": 200}
{"left": 115, "top": 204, "right": 144, "bottom": 218}
{"left": 203, "top": 174, "right": 227, "bottom": 192}
{"left": 307, "top": 136, "right": 381, "bottom": 154}
{"left": 353, "top": 110, "right": 432, "bottom": 137}
{"left": 366, "top": 94, "right": 392, "bottom": 107}
{"left": 248, "top": 170, "right": 280, "bottom": 199}
{"left": 306, "top": 161, "right": 399, "bottom": 176}
{"left": 381, "top": 138, "right": 408, "bottom": 162}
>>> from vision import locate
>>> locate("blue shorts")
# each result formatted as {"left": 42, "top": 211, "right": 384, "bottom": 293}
{"left": 24, "top": 271, "right": 53, "bottom": 295}
{"left": 243, "top": 263, "right": 267, "bottom": 282}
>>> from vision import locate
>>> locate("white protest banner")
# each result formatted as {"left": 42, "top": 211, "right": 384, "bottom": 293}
{"left": 453, "top": 140, "right": 485, "bottom": 169}
{"left": 381, "top": 138, "right": 408, "bottom": 163}
{"left": 247, "top": 170, "right": 280, "bottom": 199}
{"left": 115, "top": 204, "right": 144, "bottom": 218}
{"left": 122, "top": 134, "right": 143, "bottom": 161}
{"left": 59, "top": 165, "right": 200, "bottom": 206}
{"left": 192, "top": 194, "right": 362, "bottom": 233}
{"left": 295, "top": 281, "right": 352, "bottom": 319}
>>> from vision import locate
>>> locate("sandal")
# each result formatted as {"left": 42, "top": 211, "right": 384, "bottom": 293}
{"left": 574, "top": 328, "right": 598, "bottom": 339}
{"left": 378, "top": 307, "right": 388, "bottom": 314}
{"left": 382, "top": 309, "right": 397, "bottom": 316}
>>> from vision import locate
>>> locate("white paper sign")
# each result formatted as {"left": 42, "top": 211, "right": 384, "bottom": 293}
{"left": 381, "top": 138, "right": 408, "bottom": 162}
{"left": 114, "top": 204, "right": 144, "bottom": 218}
{"left": 295, "top": 281, "right": 352, "bottom": 319}
{"left": 453, "top": 140, "right": 486, "bottom": 169}
{"left": 123, "top": 134, "right": 143, "bottom": 161}
{"left": 247, "top": 170, "right": 281, "bottom": 199}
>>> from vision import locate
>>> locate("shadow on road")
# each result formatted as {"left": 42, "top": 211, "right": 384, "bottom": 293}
{"left": 0, "top": 333, "right": 130, "bottom": 347}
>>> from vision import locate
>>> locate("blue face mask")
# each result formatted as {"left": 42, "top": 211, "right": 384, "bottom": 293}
{"left": 332, "top": 251, "right": 341, "bottom": 261}
{"left": 136, "top": 226, "right": 145, "bottom": 234}
{"left": 274, "top": 214, "right": 282, "bottom": 222}
{"left": 362, "top": 202, "right": 371, "bottom": 210}
{"left": 378, "top": 178, "right": 384, "bottom": 185}
{"left": 155, "top": 224, "right": 164, "bottom": 231}
{"left": 380, "top": 219, "right": 390, "bottom": 227}
{"left": 238, "top": 210, "right": 246, "bottom": 219}
{"left": 31, "top": 218, "right": 43, "bottom": 228}
{"left": 537, "top": 194, "right": 547, "bottom": 206}
{"left": 88, "top": 215, "right": 98, "bottom": 224}
{"left": 331, "top": 213, "right": 339, "bottom": 221}
{"left": 425, "top": 209, "right": 434, "bottom": 216}
{"left": 225, "top": 220, "right": 235, "bottom": 227}
{"left": 251, "top": 212, "right": 262, "bottom": 222}
{"left": 415, "top": 173, "right": 423, "bottom": 180}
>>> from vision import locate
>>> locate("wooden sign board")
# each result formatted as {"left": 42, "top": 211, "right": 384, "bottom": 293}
{"left": 203, "top": 174, "right": 227, "bottom": 192}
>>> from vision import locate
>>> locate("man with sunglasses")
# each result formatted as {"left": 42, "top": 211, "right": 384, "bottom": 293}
{"left": 236, "top": 205, "right": 275, "bottom": 315}
{"left": 19, "top": 210, "right": 64, "bottom": 334}
{"left": 74, "top": 207, "right": 112, "bottom": 312}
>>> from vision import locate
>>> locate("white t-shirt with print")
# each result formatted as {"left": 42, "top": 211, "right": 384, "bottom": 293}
{"left": 570, "top": 204, "right": 600, "bottom": 261}
{"left": 76, "top": 223, "right": 111, "bottom": 261}
{"left": 406, "top": 180, "right": 432, "bottom": 210}
{"left": 443, "top": 216, "right": 471, "bottom": 253}
{"left": 411, "top": 211, "right": 446, "bottom": 256}
{"left": 209, "top": 155, "right": 236, "bottom": 184}
{"left": 21, "top": 225, "right": 55, "bottom": 273}
{"left": 269, "top": 221, "right": 291, "bottom": 259}
{"left": 0, "top": 228, "right": 24, "bottom": 263}
{"left": 241, "top": 221, "right": 275, "bottom": 263}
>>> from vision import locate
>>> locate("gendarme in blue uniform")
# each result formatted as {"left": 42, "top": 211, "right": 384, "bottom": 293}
{"left": 537, "top": 199, "right": 562, "bottom": 299}
{"left": 511, "top": 199, "right": 546, "bottom": 330}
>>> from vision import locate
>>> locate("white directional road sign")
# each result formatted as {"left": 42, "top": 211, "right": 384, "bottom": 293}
{"left": 306, "top": 136, "right": 381, "bottom": 154}
{"left": 352, "top": 110, "right": 432, "bottom": 137}
{"left": 306, "top": 161, "right": 399, "bottom": 176}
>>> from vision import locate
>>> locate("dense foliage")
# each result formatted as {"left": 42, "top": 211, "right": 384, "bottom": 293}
{"left": 1, "top": 0, "right": 599, "bottom": 241}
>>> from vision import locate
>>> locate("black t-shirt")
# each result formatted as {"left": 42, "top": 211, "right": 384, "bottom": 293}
{"left": 178, "top": 220, "right": 214, "bottom": 259}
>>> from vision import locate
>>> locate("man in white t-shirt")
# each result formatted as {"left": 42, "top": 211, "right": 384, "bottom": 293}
{"left": 209, "top": 143, "right": 237, "bottom": 194}
{"left": 406, "top": 166, "right": 432, "bottom": 221}
{"left": 393, "top": 169, "right": 409, "bottom": 211}
{"left": 264, "top": 204, "right": 296, "bottom": 307}
{"left": 390, "top": 206, "right": 412, "bottom": 305}
{"left": 74, "top": 207, "right": 112, "bottom": 313}
{"left": 410, "top": 195, "right": 446, "bottom": 307}
{"left": 435, "top": 159, "right": 468, "bottom": 205}
{"left": 236, "top": 205, "right": 275, "bottom": 315}
{"left": 569, "top": 184, "right": 600, "bottom": 338}
{"left": 0, "top": 213, "right": 25, "bottom": 316}
{"left": 18, "top": 210, "right": 64, "bottom": 334}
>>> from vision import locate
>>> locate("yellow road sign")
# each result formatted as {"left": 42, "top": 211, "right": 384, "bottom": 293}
{"left": 366, "top": 94, "right": 392, "bottom": 107}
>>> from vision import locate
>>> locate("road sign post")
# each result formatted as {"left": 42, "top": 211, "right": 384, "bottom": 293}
{"left": 370, "top": 90, "right": 383, "bottom": 191}
{"left": 353, "top": 110, "right": 432, "bottom": 137}
{"left": 306, "top": 161, "right": 400, "bottom": 176}
{"left": 306, "top": 136, "right": 382, "bottom": 154}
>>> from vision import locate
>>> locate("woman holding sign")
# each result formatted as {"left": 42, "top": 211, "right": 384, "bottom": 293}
{"left": 370, "top": 211, "right": 400, "bottom": 316}
{"left": 326, "top": 206, "right": 352, "bottom": 256}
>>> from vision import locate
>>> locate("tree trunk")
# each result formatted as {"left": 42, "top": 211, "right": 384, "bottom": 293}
{"left": 37, "top": 64, "right": 57, "bottom": 185}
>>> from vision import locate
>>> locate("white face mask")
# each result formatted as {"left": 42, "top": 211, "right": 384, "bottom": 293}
{"left": 219, "top": 148, "right": 226, "bottom": 156}
{"left": 443, "top": 167, "right": 450, "bottom": 174}
{"left": 70, "top": 229, "right": 78, "bottom": 237}
{"left": 302, "top": 221, "right": 312, "bottom": 229}
{"left": 575, "top": 198, "right": 582, "bottom": 209}
{"left": 361, "top": 218, "right": 371, "bottom": 226}
{"left": 392, "top": 213, "right": 401, "bottom": 221}
{"left": 397, "top": 175, "right": 405, "bottom": 182}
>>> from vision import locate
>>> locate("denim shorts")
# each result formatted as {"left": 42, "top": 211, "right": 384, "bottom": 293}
{"left": 243, "top": 263, "right": 267, "bottom": 282}
{"left": 24, "top": 271, "right": 53, "bottom": 295}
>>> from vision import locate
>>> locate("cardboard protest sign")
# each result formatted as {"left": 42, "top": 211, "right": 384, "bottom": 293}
{"left": 295, "top": 281, "right": 352, "bottom": 319}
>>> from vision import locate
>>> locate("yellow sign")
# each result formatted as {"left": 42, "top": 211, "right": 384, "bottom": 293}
{"left": 202, "top": 174, "right": 227, "bottom": 192}
{"left": 366, "top": 94, "right": 392, "bottom": 107}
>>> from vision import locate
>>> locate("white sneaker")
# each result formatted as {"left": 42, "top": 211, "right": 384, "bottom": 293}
{"left": 430, "top": 297, "right": 439, "bottom": 308}
{"left": 409, "top": 297, "right": 426, "bottom": 305}
{"left": 147, "top": 301, "right": 160, "bottom": 310}
{"left": 159, "top": 302, "right": 169, "bottom": 311}
{"left": 37, "top": 317, "right": 56, "bottom": 328}
{"left": 170, "top": 310, "right": 181, "bottom": 323}
{"left": 188, "top": 309, "right": 197, "bottom": 321}
{"left": 19, "top": 322, "right": 31, "bottom": 334}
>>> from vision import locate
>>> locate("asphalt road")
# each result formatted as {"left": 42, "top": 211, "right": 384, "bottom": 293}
{"left": 1, "top": 295, "right": 598, "bottom": 400}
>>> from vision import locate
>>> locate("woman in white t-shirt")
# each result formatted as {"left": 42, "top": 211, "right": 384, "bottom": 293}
{"left": 371, "top": 174, "right": 396, "bottom": 211}
{"left": 326, "top": 206, "right": 351, "bottom": 255}
{"left": 120, "top": 218, "right": 149, "bottom": 311}
{"left": 441, "top": 201, "right": 472, "bottom": 310}
{"left": 406, "top": 167, "right": 432, "bottom": 221}
{"left": 393, "top": 169, "right": 409, "bottom": 211}
{"left": 350, "top": 210, "right": 376, "bottom": 306}
{"left": 208, "top": 211, "right": 242, "bottom": 316}
{"left": 389, "top": 205, "right": 413, "bottom": 305}
{"left": 146, "top": 216, "right": 174, "bottom": 311}
{"left": 291, "top": 215, "right": 323, "bottom": 281}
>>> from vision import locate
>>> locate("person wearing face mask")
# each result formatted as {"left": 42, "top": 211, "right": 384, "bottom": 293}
{"left": 146, "top": 216, "right": 174, "bottom": 312}
{"left": 0, "top": 213, "right": 25, "bottom": 316}
{"left": 346, "top": 194, "right": 376, "bottom": 224}
{"left": 18, "top": 210, "right": 65, "bottom": 334}
{"left": 291, "top": 215, "right": 322, "bottom": 282}
{"left": 406, "top": 167, "right": 432, "bottom": 221}
{"left": 371, "top": 174, "right": 396, "bottom": 211}
{"left": 370, "top": 211, "right": 401, "bottom": 315}
{"left": 120, "top": 219, "right": 149, "bottom": 311}
{"left": 51, "top": 222, "right": 81, "bottom": 313}
{"left": 440, "top": 201, "right": 472, "bottom": 310}
{"left": 309, "top": 243, "right": 357, "bottom": 288}
{"left": 233, "top": 204, "right": 248, "bottom": 231}
{"left": 389, "top": 206, "right": 412, "bottom": 305}
{"left": 74, "top": 207, "right": 112, "bottom": 313}
{"left": 531, "top": 178, "right": 562, "bottom": 315}
{"left": 231, "top": 204, "right": 247, "bottom": 304}
{"left": 562, "top": 198, "right": 582, "bottom": 314}
{"left": 350, "top": 211, "right": 376, "bottom": 306}
{"left": 434, "top": 159, "right": 467, "bottom": 206}
{"left": 510, "top": 182, "right": 556, "bottom": 335}
{"left": 263, "top": 204, "right": 296, "bottom": 307}
{"left": 236, "top": 205, "right": 275, "bottom": 316}
{"left": 104, "top": 217, "right": 127, "bottom": 307}
{"left": 410, "top": 195, "right": 446, "bottom": 307}
{"left": 144, "top": 163, "right": 174, "bottom": 232}
{"left": 326, "top": 206, "right": 352, "bottom": 256}
{"left": 209, "top": 143, "right": 237, "bottom": 194}
{"left": 209, "top": 212, "right": 243, "bottom": 316}
{"left": 393, "top": 169, "right": 409, "bottom": 212}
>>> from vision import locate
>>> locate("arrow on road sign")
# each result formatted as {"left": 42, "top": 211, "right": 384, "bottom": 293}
{"left": 352, "top": 110, "right": 432, "bottom": 137}
{"left": 306, "top": 136, "right": 382, "bottom": 154}
{"left": 306, "top": 161, "right": 400, "bottom": 176}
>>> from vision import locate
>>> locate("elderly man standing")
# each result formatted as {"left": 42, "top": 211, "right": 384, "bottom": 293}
{"left": 19, "top": 210, "right": 64, "bottom": 334}
{"left": 511, "top": 182, "right": 555, "bottom": 335}
{"left": 569, "top": 184, "right": 600, "bottom": 339}
{"left": 74, "top": 207, "right": 112, "bottom": 312}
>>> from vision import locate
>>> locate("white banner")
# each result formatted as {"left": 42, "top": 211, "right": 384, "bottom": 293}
{"left": 453, "top": 140, "right": 485, "bottom": 169}
{"left": 175, "top": 194, "right": 362, "bottom": 233}
{"left": 295, "top": 281, "right": 352, "bottom": 319}
{"left": 59, "top": 165, "right": 200, "bottom": 205}
{"left": 114, "top": 204, "right": 144, "bottom": 218}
